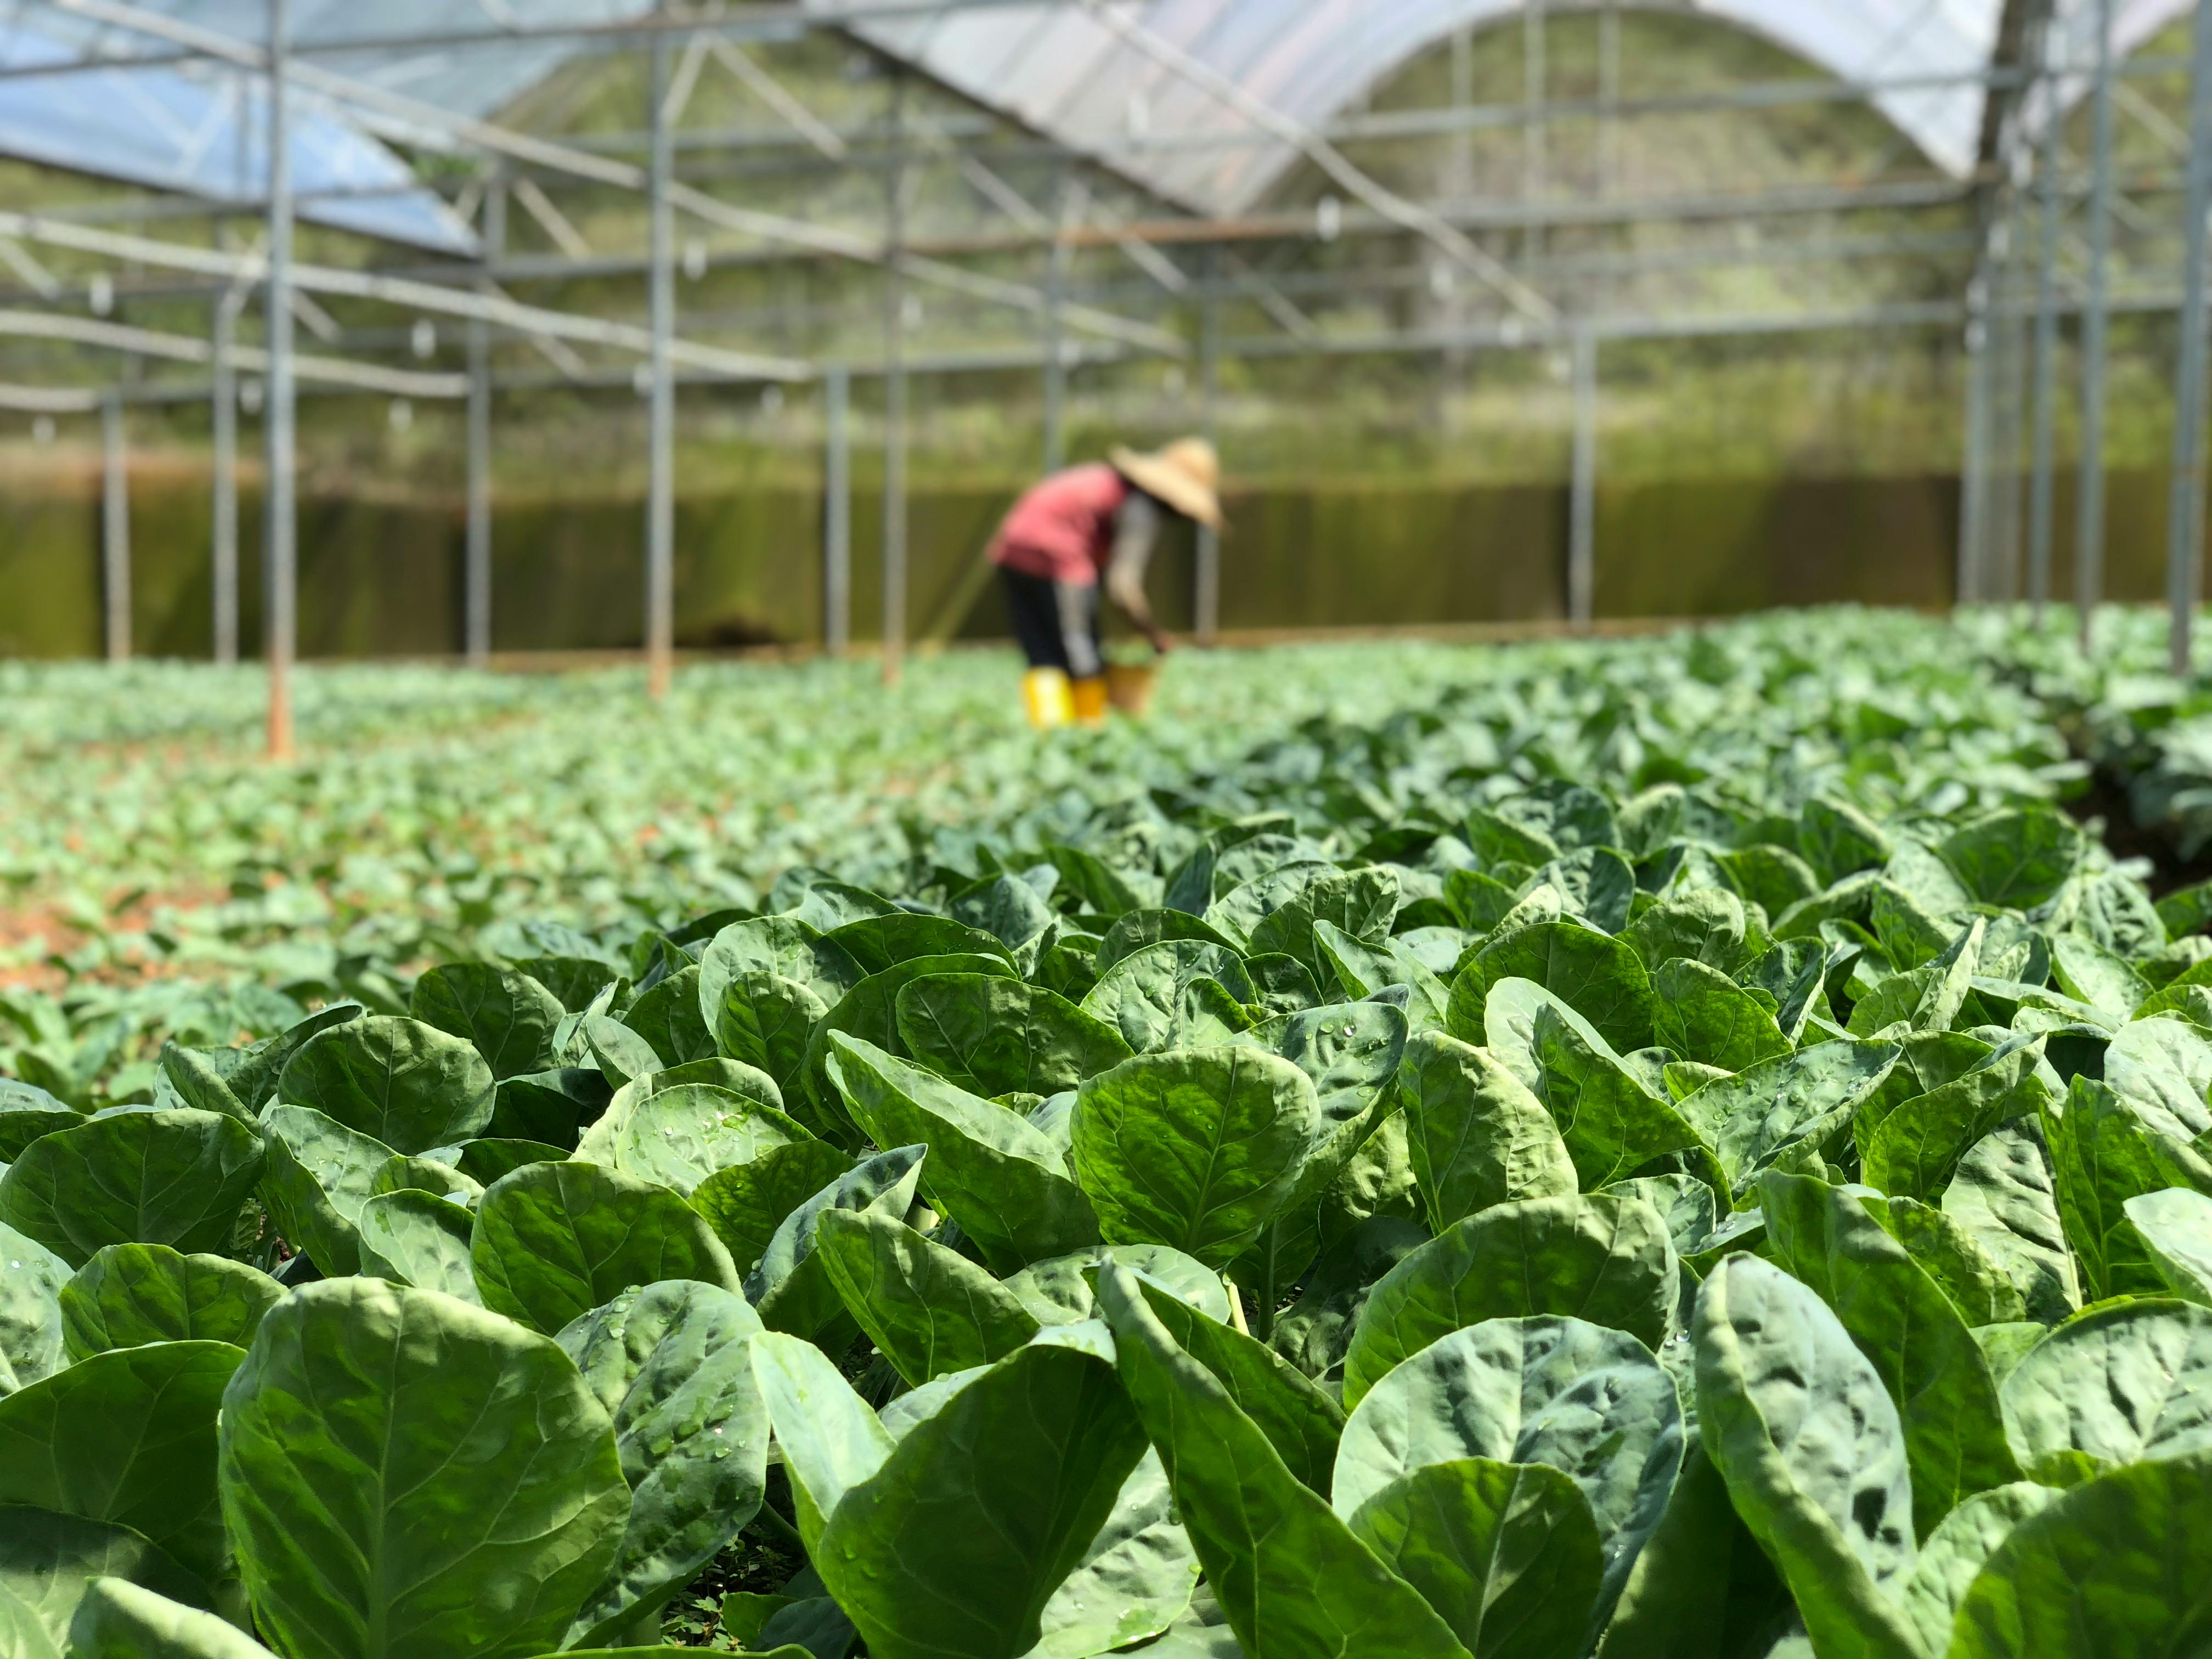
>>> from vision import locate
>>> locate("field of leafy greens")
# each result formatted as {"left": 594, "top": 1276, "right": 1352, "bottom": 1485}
{"left": 4, "top": 608, "right": 2212, "bottom": 1659}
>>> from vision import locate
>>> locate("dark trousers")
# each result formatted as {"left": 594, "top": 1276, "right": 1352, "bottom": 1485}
{"left": 1001, "top": 567, "right": 1102, "bottom": 678}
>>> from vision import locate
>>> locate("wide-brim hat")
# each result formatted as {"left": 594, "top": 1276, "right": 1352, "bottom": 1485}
{"left": 1110, "top": 436, "right": 1225, "bottom": 531}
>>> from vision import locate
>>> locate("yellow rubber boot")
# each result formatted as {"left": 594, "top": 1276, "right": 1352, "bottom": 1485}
{"left": 1070, "top": 675, "right": 1110, "bottom": 726}
{"left": 1023, "top": 667, "right": 1074, "bottom": 730}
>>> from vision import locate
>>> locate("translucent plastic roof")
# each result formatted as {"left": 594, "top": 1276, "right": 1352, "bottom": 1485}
{"left": 839, "top": 0, "right": 2200, "bottom": 216}
{"left": 0, "top": 0, "right": 2197, "bottom": 250}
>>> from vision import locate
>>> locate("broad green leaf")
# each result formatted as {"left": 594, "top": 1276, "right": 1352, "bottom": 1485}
{"left": 2125, "top": 1187, "right": 2212, "bottom": 1303}
{"left": 827, "top": 1035, "right": 1099, "bottom": 1272}
{"left": 1344, "top": 1194, "right": 1680, "bottom": 1409}
{"left": 1604, "top": 1174, "right": 1720, "bottom": 1261}
{"left": 151, "top": 1049, "right": 249, "bottom": 1128}
{"left": 744, "top": 1143, "right": 926, "bottom": 1343}
{"left": 1894, "top": 1483, "right": 2059, "bottom": 1658}
{"left": 67, "top": 1576, "right": 276, "bottom": 1658}
{"left": 1070, "top": 1046, "right": 1318, "bottom": 1271}
{"left": 803, "top": 952, "right": 1018, "bottom": 1130}
{"left": 1847, "top": 917, "right": 1983, "bottom": 1038}
{"left": 471, "top": 1161, "right": 741, "bottom": 1335}
{"left": 747, "top": 1332, "right": 892, "bottom": 1548}
{"left": 219, "top": 1278, "right": 629, "bottom": 1659}
{"left": 1948, "top": 1448, "right": 2212, "bottom": 1658}
{"left": 2103, "top": 1015, "right": 2212, "bottom": 1143}
{"left": 949, "top": 874, "right": 1058, "bottom": 952}
{"left": 255, "top": 1103, "right": 394, "bottom": 1277}
{"left": 277, "top": 1015, "right": 494, "bottom": 1153}
{"left": 0, "top": 1225, "right": 70, "bottom": 1398}
{"left": 1592, "top": 1441, "right": 1789, "bottom": 1659}
{"left": 1802, "top": 797, "right": 1892, "bottom": 885}
{"left": 592, "top": 1082, "right": 807, "bottom": 1198}
{"left": 0, "top": 1341, "right": 240, "bottom": 1581}
{"left": 583, "top": 1016, "right": 665, "bottom": 1091}
{"left": 1025, "top": 1449, "right": 1199, "bottom": 1659}
{"left": 0, "top": 1111, "right": 262, "bottom": 1269}
{"left": 815, "top": 1340, "right": 1147, "bottom": 1659}
{"left": 1691, "top": 1256, "right": 1923, "bottom": 1659}
{"left": 555, "top": 1281, "right": 768, "bottom": 1647}
{"left": 1999, "top": 1298, "right": 2212, "bottom": 1484}
{"left": 223, "top": 1005, "right": 364, "bottom": 1116}
{"left": 456, "top": 1138, "right": 567, "bottom": 1185}
{"left": 1081, "top": 942, "right": 1259, "bottom": 1056}
{"left": 59, "top": 1245, "right": 280, "bottom": 1361}
{"left": 1533, "top": 1007, "right": 1709, "bottom": 1189}
{"left": 709, "top": 971, "right": 825, "bottom": 1105}
{"left": 689, "top": 1140, "right": 853, "bottom": 1280}
{"left": 1943, "top": 1120, "right": 2082, "bottom": 1323}
{"left": 0, "top": 1509, "right": 212, "bottom": 1659}
{"left": 1000, "top": 1243, "right": 1232, "bottom": 1328}
{"left": 370, "top": 1153, "right": 479, "bottom": 1204}
{"left": 814, "top": 1209, "right": 1039, "bottom": 1385}
{"left": 1096, "top": 909, "right": 1238, "bottom": 976}
{"left": 1399, "top": 1030, "right": 1576, "bottom": 1233}
{"left": 828, "top": 911, "right": 1014, "bottom": 976}
{"left": 0, "top": 1084, "right": 80, "bottom": 1162}
{"left": 409, "top": 963, "right": 565, "bottom": 1081}
{"left": 1622, "top": 889, "right": 1751, "bottom": 977}
{"left": 1864, "top": 1037, "right": 2047, "bottom": 1202}
{"left": 1346, "top": 1457, "right": 1602, "bottom": 1659}
{"left": 1096, "top": 1263, "right": 1473, "bottom": 1659}
{"left": 2043, "top": 1077, "right": 2212, "bottom": 1300}
{"left": 1128, "top": 1276, "right": 1345, "bottom": 1496}
{"left": 1937, "top": 805, "right": 2080, "bottom": 911}
{"left": 1041, "top": 842, "right": 1154, "bottom": 921}
{"left": 698, "top": 915, "right": 862, "bottom": 1014}
{"left": 894, "top": 975, "right": 1131, "bottom": 1098}
{"left": 2047, "top": 933, "right": 2151, "bottom": 1022}
{"left": 1652, "top": 958, "right": 1791, "bottom": 1073}
{"left": 1451, "top": 922, "right": 1657, "bottom": 1056}
{"left": 487, "top": 1068, "right": 608, "bottom": 1151}
{"left": 1678, "top": 1040, "right": 1897, "bottom": 1200}
{"left": 619, "top": 964, "right": 716, "bottom": 1070}
{"left": 1268, "top": 1218, "right": 1429, "bottom": 1386}
{"left": 1759, "top": 1172, "right": 2022, "bottom": 1538}
{"left": 1870, "top": 1197, "right": 2028, "bottom": 1326}
{"left": 1335, "top": 1314, "right": 1682, "bottom": 1630}
{"left": 1245, "top": 867, "right": 1402, "bottom": 986}
{"left": 356, "top": 1190, "right": 480, "bottom": 1303}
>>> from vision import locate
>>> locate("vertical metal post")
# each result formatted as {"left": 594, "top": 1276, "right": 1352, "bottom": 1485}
{"left": 2026, "top": 20, "right": 2065, "bottom": 624}
{"left": 1959, "top": 285, "right": 1994, "bottom": 608}
{"left": 645, "top": 35, "right": 676, "bottom": 700}
{"left": 465, "top": 173, "right": 504, "bottom": 668}
{"left": 881, "top": 69, "right": 909, "bottom": 687}
{"left": 1042, "top": 165, "right": 1069, "bottom": 475}
{"left": 2076, "top": 0, "right": 2117, "bottom": 651}
{"left": 101, "top": 388, "right": 129, "bottom": 662}
{"left": 824, "top": 365, "right": 851, "bottom": 652}
{"left": 2166, "top": 0, "right": 2212, "bottom": 677}
{"left": 1195, "top": 249, "right": 1221, "bottom": 645}
{"left": 211, "top": 287, "right": 239, "bottom": 663}
{"left": 263, "top": 0, "right": 296, "bottom": 758}
{"left": 1991, "top": 234, "right": 2030, "bottom": 600}
{"left": 1568, "top": 328, "right": 1598, "bottom": 630}
{"left": 1598, "top": 5, "right": 1620, "bottom": 199}
{"left": 1523, "top": 0, "right": 1545, "bottom": 267}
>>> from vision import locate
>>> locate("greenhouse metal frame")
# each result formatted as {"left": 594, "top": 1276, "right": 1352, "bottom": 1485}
{"left": 3, "top": 0, "right": 2212, "bottom": 749}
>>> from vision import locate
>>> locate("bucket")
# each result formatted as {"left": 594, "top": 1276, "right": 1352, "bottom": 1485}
{"left": 1106, "top": 661, "right": 1158, "bottom": 716}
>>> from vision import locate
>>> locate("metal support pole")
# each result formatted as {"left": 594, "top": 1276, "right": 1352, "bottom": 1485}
{"left": 1959, "top": 289, "right": 1994, "bottom": 608}
{"left": 645, "top": 34, "right": 676, "bottom": 701}
{"left": 1568, "top": 327, "right": 1597, "bottom": 629}
{"left": 1042, "top": 166, "right": 1069, "bottom": 475}
{"left": 2026, "top": 23, "right": 2066, "bottom": 624}
{"left": 1991, "top": 235, "right": 2030, "bottom": 600}
{"left": 2076, "top": 0, "right": 2117, "bottom": 651}
{"left": 2166, "top": 0, "right": 2212, "bottom": 677}
{"left": 881, "top": 69, "right": 909, "bottom": 687}
{"left": 824, "top": 365, "right": 850, "bottom": 652}
{"left": 101, "top": 388, "right": 129, "bottom": 662}
{"left": 1523, "top": 0, "right": 1546, "bottom": 268}
{"left": 465, "top": 174, "right": 504, "bottom": 667}
{"left": 264, "top": 0, "right": 296, "bottom": 758}
{"left": 1195, "top": 250, "right": 1221, "bottom": 645}
{"left": 210, "top": 289, "right": 239, "bottom": 663}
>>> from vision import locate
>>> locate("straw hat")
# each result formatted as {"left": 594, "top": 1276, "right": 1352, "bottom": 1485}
{"left": 1110, "top": 436, "right": 1224, "bottom": 531}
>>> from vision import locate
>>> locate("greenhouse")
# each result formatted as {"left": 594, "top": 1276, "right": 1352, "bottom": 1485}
{"left": 4, "top": 4, "right": 2212, "bottom": 1658}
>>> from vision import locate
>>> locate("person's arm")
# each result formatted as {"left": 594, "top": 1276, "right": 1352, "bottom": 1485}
{"left": 1103, "top": 492, "right": 1172, "bottom": 652}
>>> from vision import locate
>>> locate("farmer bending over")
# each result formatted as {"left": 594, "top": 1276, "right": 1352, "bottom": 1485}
{"left": 986, "top": 437, "right": 1223, "bottom": 727}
